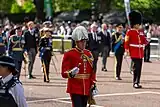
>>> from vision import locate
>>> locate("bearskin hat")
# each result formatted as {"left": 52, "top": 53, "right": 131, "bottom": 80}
{"left": 129, "top": 11, "right": 142, "bottom": 27}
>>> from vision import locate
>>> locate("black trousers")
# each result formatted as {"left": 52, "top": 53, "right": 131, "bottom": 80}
{"left": 144, "top": 43, "right": 150, "bottom": 62}
{"left": 41, "top": 51, "right": 51, "bottom": 82}
{"left": 115, "top": 54, "right": 123, "bottom": 78}
{"left": 131, "top": 58, "right": 143, "bottom": 84}
{"left": 14, "top": 60, "right": 22, "bottom": 79}
{"left": 91, "top": 50, "right": 99, "bottom": 73}
{"left": 70, "top": 94, "right": 88, "bottom": 107}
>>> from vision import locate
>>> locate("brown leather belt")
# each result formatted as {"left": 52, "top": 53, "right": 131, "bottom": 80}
{"left": 74, "top": 74, "right": 90, "bottom": 79}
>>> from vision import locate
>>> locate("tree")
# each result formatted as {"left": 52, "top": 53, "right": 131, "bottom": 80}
{"left": 0, "top": 0, "right": 14, "bottom": 13}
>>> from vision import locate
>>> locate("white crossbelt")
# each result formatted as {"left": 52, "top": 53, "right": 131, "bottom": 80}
{"left": 129, "top": 44, "right": 144, "bottom": 48}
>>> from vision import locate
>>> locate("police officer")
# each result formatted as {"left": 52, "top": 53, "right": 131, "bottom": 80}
{"left": 0, "top": 25, "right": 7, "bottom": 56}
{"left": 61, "top": 26, "right": 97, "bottom": 107}
{"left": 8, "top": 26, "right": 25, "bottom": 79}
{"left": 112, "top": 24, "right": 125, "bottom": 80}
{"left": 0, "top": 55, "right": 27, "bottom": 107}
{"left": 39, "top": 27, "right": 53, "bottom": 82}
{"left": 125, "top": 11, "right": 147, "bottom": 88}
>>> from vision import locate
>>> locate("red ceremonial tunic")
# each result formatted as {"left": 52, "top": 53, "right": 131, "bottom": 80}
{"left": 61, "top": 48, "right": 96, "bottom": 96}
{"left": 125, "top": 29, "right": 147, "bottom": 59}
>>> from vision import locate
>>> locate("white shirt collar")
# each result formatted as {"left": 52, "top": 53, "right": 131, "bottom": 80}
{"left": 1, "top": 73, "right": 13, "bottom": 84}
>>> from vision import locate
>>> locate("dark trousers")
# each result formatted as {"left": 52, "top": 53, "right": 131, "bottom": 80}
{"left": 41, "top": 51, "right": 51, "bottom": 81}
{"left": 91, "top": 50, "right": 99, "bottom": 73}
{"left": 144, "top": 43, "right": 150, "bottom": 62}
{"left": 70, "top": 94, "right": 88, "bottom": 107}
{"left": 131, "top": 58, "right": 143, "bottom": 85}
{"left": 115, "top": 54, "right": 123, "bottom": 77}
{"left": 28, "top": 48, "right": 36, "bottom": 76}
{"left": 14, "top": 60, "right": 22, "bottom": 79}
{"left": 130, "top": 60, "right": 134, "bottom": 71}
{"left": 102, "top": 46, "right": 109, "bottom": 68}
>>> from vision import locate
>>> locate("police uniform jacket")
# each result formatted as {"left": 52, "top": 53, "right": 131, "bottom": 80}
{"left": 61, "top": 48, "right": 96, "bottom": 96}
{"left": 0, "top": 73, "right": 27, "bottom": 107}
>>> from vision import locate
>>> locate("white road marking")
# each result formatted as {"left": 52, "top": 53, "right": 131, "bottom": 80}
{"left": 94, "top": 91, "right": 152, "bottom": 97}
{"left": 27, "top": 98, "right": 104, "bottom": 107}
{"left": 27, "top": 91, "right": 160, "bottom": 107}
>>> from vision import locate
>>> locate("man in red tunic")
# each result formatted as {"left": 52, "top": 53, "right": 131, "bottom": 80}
{"left": 125, "top": 11, "right": 147, "bottom": 88}
{"left": 61, "top": 26, "right": 96, "bottom": 107}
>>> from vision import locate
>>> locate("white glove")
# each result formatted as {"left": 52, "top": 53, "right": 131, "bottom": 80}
{"left": 70, "top": 67, "right": 79, "bottom": 78}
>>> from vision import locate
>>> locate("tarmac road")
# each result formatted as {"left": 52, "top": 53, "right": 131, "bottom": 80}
{"left": 20, "top": 53, "right": 160, "bottom": 107}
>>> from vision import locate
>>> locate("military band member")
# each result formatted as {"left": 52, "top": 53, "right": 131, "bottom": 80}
{"left": 125, "top": 11, "right": 147, "bottom": 88}
{"left": 112, "top": 24, "right": 125, "bottom": 80}
{"left": 39, "top": 28, "right": 53, "bottom": 82}
{"left": 8, "top": 26, "right": 25, "bottom": 79}
{"left": 0, "top": 25, "right": 7, "bottom": 56}
{"left": 61, "top": 26, "right": 97, "bottom": 107}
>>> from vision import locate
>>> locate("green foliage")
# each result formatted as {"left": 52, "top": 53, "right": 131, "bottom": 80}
{"left": 10, "top": 2, "right": 23, "bottom": 13}
{"left": 22, "top": 0, "right": 35, "bottom": 13}
{"left": 10, "top": 0, "right": 35, "bottom": 13}
{"left": 54, "top": 0, "right": 93, "bottom": 12}
{"left": 0, "top": 0, "right": 14, "bottom": 13}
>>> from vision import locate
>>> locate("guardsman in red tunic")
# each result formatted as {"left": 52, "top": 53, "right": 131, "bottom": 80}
{"left": 61, "top": 26, "right": 97, "bottom": 107}
{"left": 125, "top": 11, "right": 147, "bottom": 88}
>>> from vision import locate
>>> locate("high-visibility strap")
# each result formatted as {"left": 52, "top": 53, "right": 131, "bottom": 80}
{"left": 129, "top": 44, "right": 144, "bottom": 48}
{"left": 12, "top": 48, "right": 23, "bottom": 51}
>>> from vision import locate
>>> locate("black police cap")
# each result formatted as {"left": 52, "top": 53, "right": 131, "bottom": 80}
{"left": 0, "top": 56, "right": 15, "bottom": 68}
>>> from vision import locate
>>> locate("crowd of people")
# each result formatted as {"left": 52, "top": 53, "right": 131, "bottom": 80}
{"left": 0, "top": 10, "right": 156, "bottom": 107}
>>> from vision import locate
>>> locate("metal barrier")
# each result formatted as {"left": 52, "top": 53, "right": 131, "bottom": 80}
{"left": 150, "top": 37, "right": 160, "bottom": 59}
{"left": 51, "top": 35, "right": 160, "bottom": 59}
{"left": 52, "top": 35, "right": 72, "bottom": 53}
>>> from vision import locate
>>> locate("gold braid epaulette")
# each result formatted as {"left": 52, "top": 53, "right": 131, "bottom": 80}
{"left": 73, "top": 48, "right": 94, "bottom": 68}
{"left": 82, "top": 53, "right": 93, "bottom": 68}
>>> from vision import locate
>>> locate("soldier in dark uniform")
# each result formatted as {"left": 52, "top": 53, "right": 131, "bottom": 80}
{"left": 0, "top": 25, "right": 7, "bottom": 56}
{"left": 112, "top": 24, "right": 125, "bottom": 80}
{"left": 39, "top": 27, "right": 53, "bottom": 82}
{"left": 8, "top": 26, "right": 25, "bottom": 79}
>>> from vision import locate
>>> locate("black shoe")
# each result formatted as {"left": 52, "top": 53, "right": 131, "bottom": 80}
{"left": 28, "top": 75, "right": 36, "bottom": 79}
{"left": 102, "top": 68, "right": 107, "bottom": 72}
{"left": 133, "top": 84, "right": 142, "bottom": 89}
{"left": 147, "top": 61, "right": 152, "bottom": 63}
{"left": 115, "top": 77, "right": 122, "bottom": 80}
